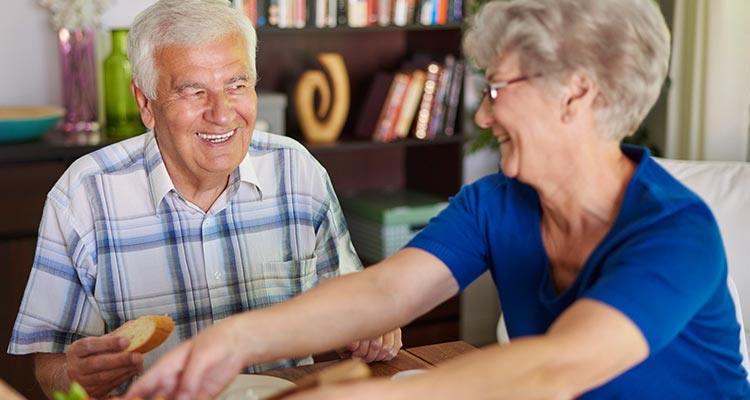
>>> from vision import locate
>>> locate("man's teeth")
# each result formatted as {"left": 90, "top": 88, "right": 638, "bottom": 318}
{"left": 498, "top": 135, "right": 510, "bottom": 144}
{"left": 197, "top": 130, "right": 235, "bottom": 143}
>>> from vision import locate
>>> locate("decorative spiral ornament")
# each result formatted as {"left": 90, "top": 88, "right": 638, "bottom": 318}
{"left": 294, "top": 53, "right": 350, "bottom": 144}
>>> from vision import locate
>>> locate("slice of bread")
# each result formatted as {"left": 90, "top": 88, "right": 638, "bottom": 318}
{"left": 111, "top": 315, "right": 175, "bottom": 353}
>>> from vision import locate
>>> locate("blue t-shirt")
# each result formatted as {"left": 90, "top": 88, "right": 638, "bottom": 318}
{"left": 408, "top": 145, "right": 750, "bottom": 398}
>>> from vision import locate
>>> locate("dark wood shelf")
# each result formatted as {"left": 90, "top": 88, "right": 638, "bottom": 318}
{"left": 257, "top": 23, "right": 462, "bottom": 34}
{"left": 305, "top": 135, "right": 463, "bottom": 153}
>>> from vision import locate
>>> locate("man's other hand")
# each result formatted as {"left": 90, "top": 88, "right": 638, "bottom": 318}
{"left": 338, "top": 328, "right": 402, "bottom": 363}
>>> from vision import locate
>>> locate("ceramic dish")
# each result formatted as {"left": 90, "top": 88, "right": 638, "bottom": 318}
{"left": 219, "top": 374, "right": 295, "bottom": 400}
{"left": 0, "top": 106, "right": 65, "bottom": 143}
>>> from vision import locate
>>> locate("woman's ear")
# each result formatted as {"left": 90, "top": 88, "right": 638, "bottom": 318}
{"left": 560, "top": 72, "right": 597, "bottom": 123}
{"left": 131, "top": 81, "right": 155, "bottom": 130}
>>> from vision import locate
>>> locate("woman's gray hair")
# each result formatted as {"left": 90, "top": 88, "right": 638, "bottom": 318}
{"left": 463, "top": 0, "right": 670, "bottom": 141}
{"left": 128, "top": 0, "right": 257, "bottom": 100}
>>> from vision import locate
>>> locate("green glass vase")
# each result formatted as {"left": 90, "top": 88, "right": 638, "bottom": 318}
{"left": 104, "top": 28, "right": 145, "bottom": 140}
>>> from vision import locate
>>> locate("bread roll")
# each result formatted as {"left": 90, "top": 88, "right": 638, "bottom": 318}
{"left": 111, "top": 315, "right": 175, "bottom": 353}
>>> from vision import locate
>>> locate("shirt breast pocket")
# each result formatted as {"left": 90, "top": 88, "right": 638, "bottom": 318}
{"left": 247, "top": 256, "right": 319, "bottom": 308}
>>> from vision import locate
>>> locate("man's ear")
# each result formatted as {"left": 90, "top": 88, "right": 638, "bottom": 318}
{"left": 559, "top": 72, "right": 597, "bottom": 123}
{"left": 131, "top": 81, "right": 155, "bottom": 130}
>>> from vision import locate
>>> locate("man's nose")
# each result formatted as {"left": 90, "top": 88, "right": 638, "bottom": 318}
{"left": 205, "top": 93, "right": 234, "bottom": 125}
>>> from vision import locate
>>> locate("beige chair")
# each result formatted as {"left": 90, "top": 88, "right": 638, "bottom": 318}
{"left": 496, "top": 157, "right": 750, "bottom": 378}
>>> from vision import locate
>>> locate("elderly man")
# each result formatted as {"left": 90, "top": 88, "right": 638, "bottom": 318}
{"left": 7, "top": 0, "right": 400, "bottom": 398}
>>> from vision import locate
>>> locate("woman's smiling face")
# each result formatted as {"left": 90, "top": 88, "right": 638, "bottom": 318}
{"left": 474, "top": 52, "right": 567, "bottom": 183}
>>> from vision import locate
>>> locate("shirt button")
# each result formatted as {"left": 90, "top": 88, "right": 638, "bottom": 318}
{"left": 214, "top": 271, "right": 222, "bottom": 280}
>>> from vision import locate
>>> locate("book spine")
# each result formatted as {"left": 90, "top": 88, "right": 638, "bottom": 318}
{"left": 393, "top": 0, "right": 407, "bottom": 26}
{"left": 257, "top": 0, "right": 269, "bottom": 26}
{"left": 327, "top": 0, "right": 337, "bottom": 26}
{"left": 427, "top": 54, "right": 454, "bottom": 137}
{"left": 450, "top": 0, "right": 462, "bottom": 23}
{"left": 367, "top": 0, "right": 378, "bottom": 25}
{"left": 413, "top": 62, "right": 441, "bottom": 139}
{"left": 374, "top": 73, "right": 411, "bottom": 142}
{"left": 419, "top": 0, "right": 432, "bottom": 25}
{"left": 268, "top": 0, "right": 280, "bottom": 26}
{"left": 278, "top": 0, "right": 289, "bottom": 27}
{"left": 394, "top": 70, "right": 426, "bottom": 139}
{"left": 295, "top": 0, "right": 306, "bottom": 27}
{"left": 443, "top": 59, "right": 464, "bottom": 136}
{"left": 337, "top": 0, "right": 348, "bottom": 26}
{"left": 315, "top": 0, "right": 327, "bottom": 27}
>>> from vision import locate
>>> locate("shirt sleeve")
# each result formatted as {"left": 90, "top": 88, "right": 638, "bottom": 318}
{"left": 313, "top": 169, "right": 363, "bottom": 280}
{"left": 585, "top": 202, "right": 727, "bottom": 354}
{"left": 8, "top": 195, "right": 104, "bottom": 355}
{"left": 406, "top": 182, "right": 490, "bottom": 290}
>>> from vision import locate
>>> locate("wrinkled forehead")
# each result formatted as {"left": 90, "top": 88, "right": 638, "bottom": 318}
{"left": 486, "top": 51, "right": 522, "bottom": 79}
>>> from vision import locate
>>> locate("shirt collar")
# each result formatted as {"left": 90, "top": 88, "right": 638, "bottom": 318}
{"left": 144, "top": 132, "right": 264, "bottom": 210}
{"left": 238, "top": 152, "right": 261, "bottom": 191}
{"left": 144, "top": 133, "right": 174, "bottom": 210}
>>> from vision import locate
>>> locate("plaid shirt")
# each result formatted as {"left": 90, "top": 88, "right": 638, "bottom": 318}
{"left": 9, "top": 130, "right": 361, "bottom": 373}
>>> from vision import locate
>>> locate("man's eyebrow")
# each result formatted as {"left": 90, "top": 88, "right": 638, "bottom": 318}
{"left": 174, "top": 82, "right": 204, "bottom": 93}
{"left": 228, "top": 73, "right": 250, "bottom": 84}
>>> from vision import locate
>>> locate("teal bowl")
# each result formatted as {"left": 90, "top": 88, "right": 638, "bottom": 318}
{"left": 0, "top": 106, "right": 65, "bottom": 143}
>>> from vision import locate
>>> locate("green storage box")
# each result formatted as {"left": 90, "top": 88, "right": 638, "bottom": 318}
{"left": 340, "top": 190, "right": 449, "bottom": 263}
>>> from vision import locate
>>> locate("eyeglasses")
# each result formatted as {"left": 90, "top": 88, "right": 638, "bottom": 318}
{"left": 481, "top": 76, "right": 530, "bottom": 104}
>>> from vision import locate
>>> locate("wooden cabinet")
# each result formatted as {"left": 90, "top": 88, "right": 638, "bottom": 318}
{"left": 0, "top": 161, "right": 68, "bottom": 400}
{"left": 255, "top": 25, "right": 465, "bottom": 346}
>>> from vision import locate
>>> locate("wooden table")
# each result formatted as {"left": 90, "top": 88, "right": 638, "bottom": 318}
{"left": 261, "top": 341, "right": 477, "bottom": 382}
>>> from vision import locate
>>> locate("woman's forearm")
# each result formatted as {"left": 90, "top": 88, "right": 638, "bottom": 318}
{"left": 236, "top": 248, "right": 458, "bottom": 365}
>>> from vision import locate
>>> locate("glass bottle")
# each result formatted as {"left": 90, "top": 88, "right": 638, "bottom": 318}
{"left": 104, "top": 28, "right": 145, "bottom": 139}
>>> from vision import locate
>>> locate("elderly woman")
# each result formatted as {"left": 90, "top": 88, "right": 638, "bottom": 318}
{"left": 126, "top": 0, "right": 750, "bottom": 399}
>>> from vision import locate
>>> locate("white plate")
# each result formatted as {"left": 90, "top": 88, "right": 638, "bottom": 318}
{"left": 219, "top": 374, "right": 295, "bottom": 400}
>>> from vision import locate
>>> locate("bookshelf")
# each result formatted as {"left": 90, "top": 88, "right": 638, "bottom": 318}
{"left": 255, "top": 25, "right": 464, "bottom": 193}
{"left": 254, "top": 24, "right": 465, "bottom": 347}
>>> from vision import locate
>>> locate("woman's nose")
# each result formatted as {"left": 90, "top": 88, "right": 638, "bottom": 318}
{"left": 474, "top": 98, "right": 493, "bottom": 129}
{"left": 205, "top": 93, "right": 234, "bottom": 125}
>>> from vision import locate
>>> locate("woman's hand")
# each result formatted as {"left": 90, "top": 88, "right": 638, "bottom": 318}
{"left": 124, "top": 318, "right": 247, "bottom": 400}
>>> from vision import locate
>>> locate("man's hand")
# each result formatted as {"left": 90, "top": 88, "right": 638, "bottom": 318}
{"left": 64, "top": 335, "right": 143, "bottom": 398}
{"left": 339, "top": 328, "right": 402, "bottom": 363}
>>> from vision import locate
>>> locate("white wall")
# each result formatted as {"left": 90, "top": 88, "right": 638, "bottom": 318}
{"left": 0, "top": 2, "right": 61, "bottom": 106}
{"left": 701, "top": 0, "right": 750, "bottom": 161}
{"left": 665, "top": 0, "right": 750, "bottom": 161}
{"left": 460, "top": 148, "right": 502, "bottom": 347}
{"left": 0, "top": 0, "right": 155, "bottom": 107}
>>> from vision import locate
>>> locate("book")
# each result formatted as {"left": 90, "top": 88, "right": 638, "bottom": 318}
{"left": 355, "top": 72, "right": 395, "bottom": 140}
{"left": 393, "top": 0, "right": 408, "bottom": 26}
{"left": 393, "top": 70, "right": 426, "bottom": 139}
{"left": 294, "top": 0, "right": 306, "bottom": 27}
{"left": 241, "top": 0, "right": 258, "bottom": 25}
{"left": 413, "top": 62, "right": 441, "bottom": 139}
{"left": 268, "top": 0, "right": 280, "bottom": 25}
{"left": 419, "top": 0, "right": 432, "bottom": 25}
{"left": 314, "top": 0, "right": 327, "bottom": 27}
{"left": 377, "top": 0, "right": 392, "bottom": 26}
{"left": 427, "top": 54, "right": 455, "bottom": 137}
{"left": 347, "top": 0, "right": 368, "bottom": 27}
{"left": 337, "top": 0, "right": 348, "bottom": 25}
{"left": 443, "top": 59, "right": 464, "bottom": 136}
{"left": 373, "top": 72, "right": 411, "bottom": 142}
{"left": 367, "top": 0, "right": 378, "bottom": 26}
{"left": 327, "top": 0, "right": 337, "bottom": 26}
